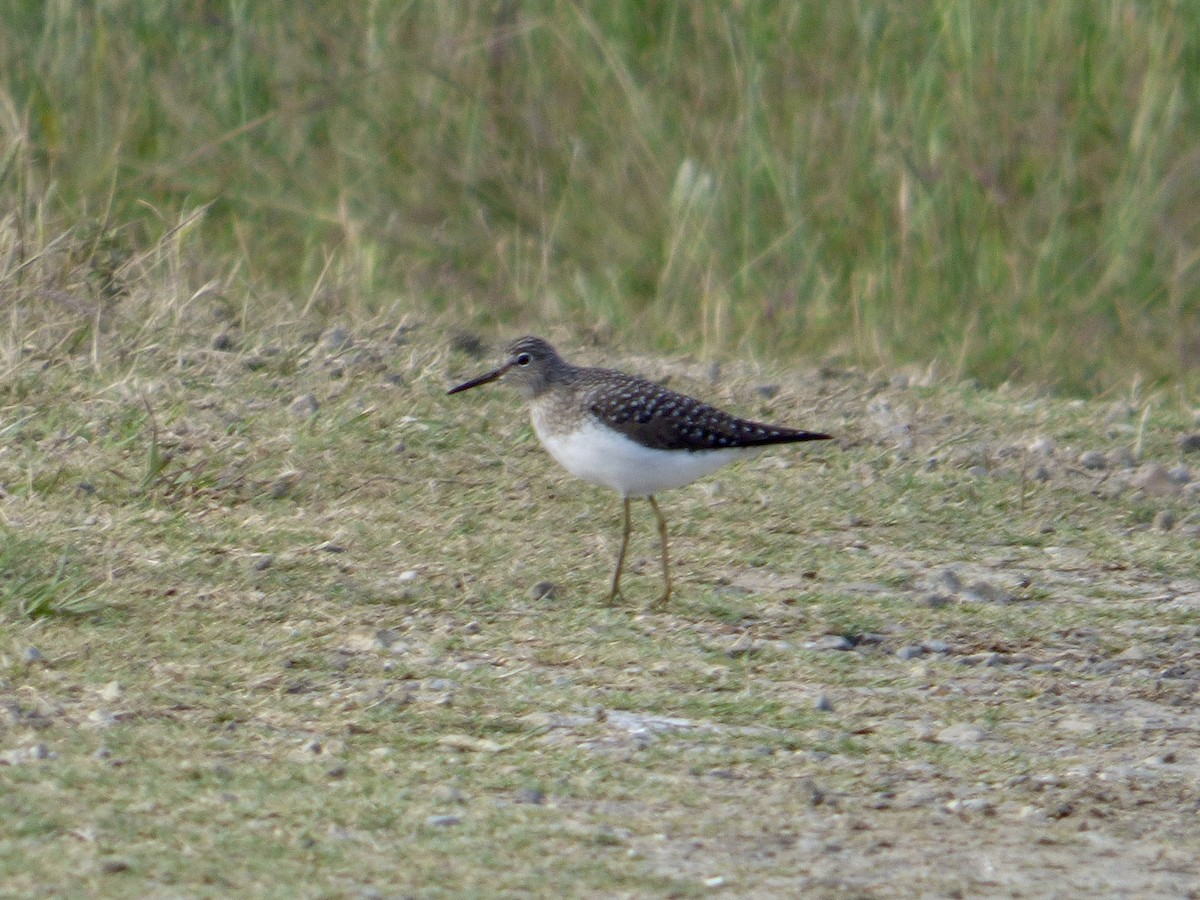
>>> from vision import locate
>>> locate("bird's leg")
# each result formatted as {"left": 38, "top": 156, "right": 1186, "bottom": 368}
{"left": 647, "top": 495, "right": 672, "bottom": 609}
{"left": 607, "top": 497, "right": 633, "bottom": 604}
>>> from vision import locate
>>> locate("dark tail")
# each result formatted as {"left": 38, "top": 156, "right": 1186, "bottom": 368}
{"left": 758, "top": 428, "right": 832, "bottom": 446}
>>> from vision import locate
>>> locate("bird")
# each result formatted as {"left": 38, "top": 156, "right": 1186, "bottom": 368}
{"left": 447, "top": 336, "right": 831, "bottom": 607}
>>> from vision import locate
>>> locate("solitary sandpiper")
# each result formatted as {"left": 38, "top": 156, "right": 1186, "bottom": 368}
{"left": 448, "top": 336, "right": 832, "bottom": 607}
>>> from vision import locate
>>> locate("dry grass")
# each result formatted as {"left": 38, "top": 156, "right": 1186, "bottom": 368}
{"left": 2, "top": 217, "right": 1200, "bottom": 895}
{"left": 4, "top": 4, "right": 1200, "bottom": 390}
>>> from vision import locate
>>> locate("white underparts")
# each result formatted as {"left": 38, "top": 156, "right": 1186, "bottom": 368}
{"left": 531, "top": 410, "right": 756, "bottom": 498}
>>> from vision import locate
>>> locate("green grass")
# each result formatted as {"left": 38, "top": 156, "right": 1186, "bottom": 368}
{"left": 2, "top": 231, "right": 1199, "bottom": 891}
{"left": 4, "top": 2, "right": 1200, "bottom": 391}
{"left": 4, "top": 5, "right": 1200, "bottom": 895}
{"left": 0, "top": 534, "right": 107, "bottom": 619}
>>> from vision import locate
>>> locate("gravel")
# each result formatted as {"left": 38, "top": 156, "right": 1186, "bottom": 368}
{"left": 528, "top": 580, "right": 557, "bottom": 600}
{"left": 805, "top": 635, "right": 854, "bottom": 651}
{"left": 288, "top": 393, "right": 320, "bottom": 418}
{"left": 1178, "top": 433, "right": 1200, "bottom": 453}
{"left": 935, "top": 724, "right": 988, "bottom": 746}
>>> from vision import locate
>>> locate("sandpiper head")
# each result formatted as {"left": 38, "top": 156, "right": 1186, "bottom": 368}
{"left": 447, "top": 336, "right": 566, "bottom": 399}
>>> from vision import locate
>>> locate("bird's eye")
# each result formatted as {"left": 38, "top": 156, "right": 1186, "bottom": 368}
{"left": 516, "top": 353, "right": 532, "bottom": 366}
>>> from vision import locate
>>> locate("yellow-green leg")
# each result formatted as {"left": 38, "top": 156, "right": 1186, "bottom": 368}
{"left": 647, "top": 495, "right": 672, "bottom": 609}
{"left": 607, "top": 497, "right": 633, "bottom": 604}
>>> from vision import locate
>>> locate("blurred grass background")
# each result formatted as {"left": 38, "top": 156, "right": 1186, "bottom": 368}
{"left": 3, "top": 0, "right": 1200, "bottom": 393}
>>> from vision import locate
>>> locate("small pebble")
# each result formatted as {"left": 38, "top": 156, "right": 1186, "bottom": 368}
{"left": 463, "top": 621, "right": 481, "bottom": 635}
{"left": 528, "top": 581, "right": 557, "bottom": 601}
{"left": 252, "top": 554, "right": 275, "bottom": 572}
{"left": 100, "top": 859, "right": 131, "bottom": 874}
{"left": 898, "top": 787, "right": 938, "bottom": 808}
{"left": 806, "top": 635, "right": 853, "bottom": 651}
{"left": 814, "top": 694, "right": 834, "bottom": 712}
{"left": 320, "top": 325, "right": 352, "bottom": 351}
{"left": 1108, "top": 447, "right": 1136, "bottom": 468}
{"left": 514, "top": 787, "right": 546, "bottom": 805}
{"left": 896, "top": 645, "right": 924, "bottom": 661}
{"left": 1027, "top": 437, "right": 1055, "bottom": 457}
{"left": 922, "top": 639, "right": 950, "bottom": 654}
{"left": 426, "top": 814, "right": 462, "bottom": 827}
{"left": 1104, "top": 401, "right": 1135, "bottom": 422}
{"left": 288, "top": 393, "right": 320, "bottom": 418}
{"left": 98, "top": 681, "right": 122, "bottom": 702}
{"left": 450, "top": 332, "right": 486, "bottom": 358}
{"left": 212, "top": 331, "right": 234, "bottom": 351}
{"left": 1132, "top": 464, "right": 1178, "bottom": 497}
{"left": 1154, "top": 510, "right": 1176, "bottom": 532}
{"left": 795, "top": 777, "right": 826, "bottom": 806}
{"left": 433, "top": 784, "right": 468, "bottom": 804}
{"left": 398, "top": 570, "right": 419, "bottom": 583}
{"left": 947, "top": 797, "right": 994, "bottom": 815}
{"left": 22, "top": 647, "right": 44, "bottom": 665}
{"left": 936, "top": 723, "right": 987, "bottom": 746}
{"left": 1168, "top": 465, "right": 1191, "bottom": 485}
{"left": 368, "top": 629, "right": 397, "bottom": 650}
{"left": 269, "top": 476, "right": 299, "bottom": 499}
{"left": 961, "top": 580, "right": 1014, "bottom": 605}
{"left": 725, "top": 632, "right": 760, "bottom": 657}
{"left": 935, "top": 567, "right": 962, "bottom": 593}
{"left": 1178, "top": 433, "right": 1200, "bottom": 454}
{"left": 1055, "top": 716, "right": 1096, "bottom": 735}
{"left": 754, "top": 384, "right": 780, "bottom": 399}
{"left": 1078, "top": 450, "right": 1107, "bottom": 470}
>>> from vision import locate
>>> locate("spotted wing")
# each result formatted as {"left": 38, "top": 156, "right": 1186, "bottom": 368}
{"left": 580, "top": 369, "right": 830, "bottom": 452}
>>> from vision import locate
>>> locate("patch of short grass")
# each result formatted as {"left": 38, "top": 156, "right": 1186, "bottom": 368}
{"left": 0, "top": 534, "right": 108, "bottom": 619}
{"left": 2, "top": 216, "right": 1200, "bottom": 893}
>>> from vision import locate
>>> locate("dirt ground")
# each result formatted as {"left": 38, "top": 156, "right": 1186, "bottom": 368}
{"left": 3, "top": 329, "right": 1200, "bottom": 897}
